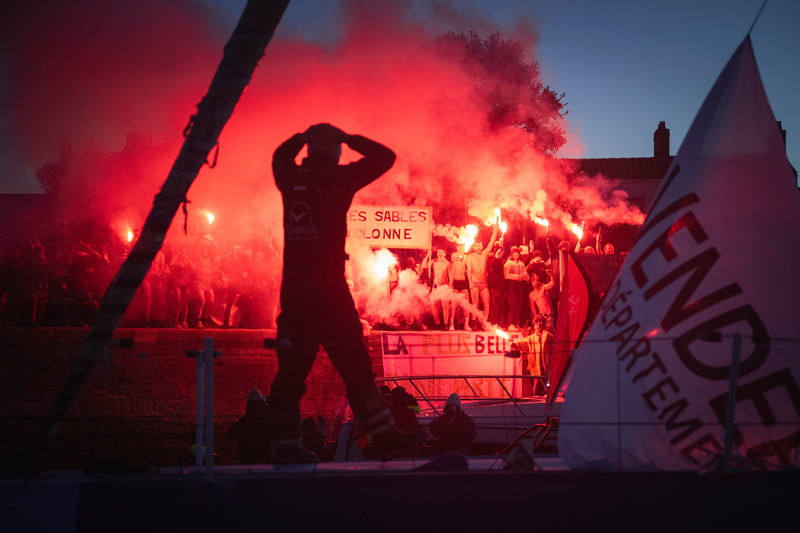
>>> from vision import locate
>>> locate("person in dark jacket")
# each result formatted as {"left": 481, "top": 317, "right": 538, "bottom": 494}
{"left": 428, "top": 393, "right": 477, "bottom": 455}
{"left": 486, "top": 245, "right": 506, "bottom": 328}
{"left": 301, "top": 416, "right": 330, "bottom": 462}
{"left": 388, "top": 387, "right": 422, "bottom": 432}
{"left": 386, "top": 387, "right": 423, "bottom": 457}
{"left": 227, "top": 387, "right": 272, "bottom": 464}
{"left": 268, "top": 123, "right": 425, "bottom": 463}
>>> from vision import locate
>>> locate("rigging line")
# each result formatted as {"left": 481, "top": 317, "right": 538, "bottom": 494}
{"left": 748, "top": 0, "right": 768, "bottom": 35}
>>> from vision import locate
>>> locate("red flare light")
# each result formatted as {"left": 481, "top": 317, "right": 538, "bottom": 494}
{"left": 493, "top": 208, "right": 506, "bottom": 234}
{"left": 371, "top": 248, "right": 397, "bottom": 281}
{"left": 461, "top": 224, "right": 478, "bottom": 251}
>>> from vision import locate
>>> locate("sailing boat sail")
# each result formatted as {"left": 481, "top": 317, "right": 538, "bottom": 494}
{"left": 558, "top": 36, "right": 800, "bottom": 471}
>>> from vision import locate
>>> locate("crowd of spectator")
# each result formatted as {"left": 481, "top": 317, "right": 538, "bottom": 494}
{"left": 376, "top": 235, "right": 608, "bottom": 333}
{"left": 1, "top": 232, "right": 618, "bottom": 332}
{"left": 225, "top": 382, "right": 479, "bottom": 463}
{"left": 0, "top": 234, "right": 280, "bottom": 329}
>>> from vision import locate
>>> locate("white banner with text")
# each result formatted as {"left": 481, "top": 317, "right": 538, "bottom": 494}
{"left": 347, "top": 205, "right": 432, "bottom": 249}
{"left": 380, "top": 331, "right": 532, "bottom": 399}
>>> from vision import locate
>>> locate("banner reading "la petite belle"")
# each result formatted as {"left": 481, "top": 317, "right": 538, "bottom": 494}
{"left": 347, "top": 205, "right": 431, "bottom": 249}
{"left": 381, "top": 331, "right": 527, "bottom": 399}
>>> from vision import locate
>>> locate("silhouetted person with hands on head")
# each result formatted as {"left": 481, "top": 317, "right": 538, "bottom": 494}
{"left": 269, "top": 123, "right": 426, "bottom": 463}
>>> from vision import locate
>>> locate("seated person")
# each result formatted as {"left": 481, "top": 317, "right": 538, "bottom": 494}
{"left": 428, "top": 393, "right": 476, "bottom": 455}
{"left": 227, "top": 387, "right": 272, "bottom": 464}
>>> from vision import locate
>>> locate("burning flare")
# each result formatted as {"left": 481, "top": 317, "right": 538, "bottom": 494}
{"left": 126, "top": 229, "right": 134, "bottom": 243}
{"left": 371, "top": 248, "right": 397, "bottom": 281}
{"left": 492, "top": 208, "right": 506, "bottom": 234}
{"left": 204, "top": 210, "right": 215, "bottom": 225}
{"left": 534, "top": 216, "right": 549, "bottom": 227}
{"left": 496, "top": 328, "right": 509, "bottom": 340}
{"left": 461, "top": 224, "right": 478, "bottom": 251}
{"left": 570, "top": 222, "right": 584, "bottom": 240}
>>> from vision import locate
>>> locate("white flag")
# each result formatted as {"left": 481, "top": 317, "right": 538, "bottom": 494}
{"left": 558, "top": 36, "right": 800, "bottom": 471}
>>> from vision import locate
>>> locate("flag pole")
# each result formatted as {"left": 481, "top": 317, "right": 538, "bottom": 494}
{"left": 748, "top": 0, "right": 768, "bottom": 35}
{"left": 721, "top": 333, "right": 743, "bottom": 472}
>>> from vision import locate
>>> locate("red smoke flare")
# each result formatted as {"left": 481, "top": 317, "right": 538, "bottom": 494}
{"left": 2, "top": 0, "right": 644, "bottom": 327}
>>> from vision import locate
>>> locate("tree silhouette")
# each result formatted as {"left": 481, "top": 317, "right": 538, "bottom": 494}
{"left": 35, "top": 160, "right": 66, "bottom": 194}
{"left": 435, "top": 30, "right": 567, "bottom": 155}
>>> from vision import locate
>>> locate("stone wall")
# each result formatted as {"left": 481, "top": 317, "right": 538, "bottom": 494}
{"left": 0, "top": 327, "right": 385, "bottom": 470}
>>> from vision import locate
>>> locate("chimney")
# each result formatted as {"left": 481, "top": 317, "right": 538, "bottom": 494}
{"left": 778, "top": 121, "right": 786, "bottom": 147}
{"left": 654, "top": 121, "right": 669, "bottom": 160}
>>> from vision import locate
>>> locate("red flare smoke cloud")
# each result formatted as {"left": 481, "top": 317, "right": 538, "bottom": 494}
{"left": 2, "top": 0, "right": 643, "bottom": 255}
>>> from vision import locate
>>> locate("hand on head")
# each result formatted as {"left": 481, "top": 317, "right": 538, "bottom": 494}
{"left": 304, "top": 123, "right": 347, "bottom": 143}
{"left": 303, "top": 123, "right": 347, "bottom": 159}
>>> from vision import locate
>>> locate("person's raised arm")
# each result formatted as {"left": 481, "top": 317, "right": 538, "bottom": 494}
{"left": 485, "top": 221, "right": 499, "bottom": 255}
{"left": 510, "top": 335, "right": 533, "bottom": 353}
{"left": 422, "top": 248, "right": 432, "bottom": 269}
{"left": 272, "top": 132, "right": 307, "bottom": 189}
{"left": 343, "top": 132, "right": 397, "bottom": 190}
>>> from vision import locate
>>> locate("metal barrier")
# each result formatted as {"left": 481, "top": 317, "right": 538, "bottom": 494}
{"left": 376, "top": 374, "right": 548, "bottom": 416}
{"left": 186, "top": 337, "right": 221, "bottom": 481}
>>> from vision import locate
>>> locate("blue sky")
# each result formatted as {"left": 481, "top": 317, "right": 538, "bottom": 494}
{"left": 273, "top": 0, "right": 799, "bottom": 166}
{"left": 509, "top": 0, "right": 799, "bottom": 164}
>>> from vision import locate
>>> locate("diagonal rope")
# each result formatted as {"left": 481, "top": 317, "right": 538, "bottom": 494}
{"left": 26, "top": 0, "right": 291, "bottom": 470}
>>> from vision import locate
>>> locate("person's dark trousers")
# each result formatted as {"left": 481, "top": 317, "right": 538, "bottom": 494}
{"left": 505, "top": 282, "right": 524, "bottom": 328}
{"left": 269, "top": 283, "right": 393, "bottom": 440}
{"left": 489, "top": 288, "right": 505, "bottom": 326}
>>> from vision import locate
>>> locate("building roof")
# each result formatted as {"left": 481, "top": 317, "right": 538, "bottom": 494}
{"left": 571, "top": 156, "right": 673, "bottom": 182}
{"left": 0, "top": 193, "right": 52, "bottom": 252}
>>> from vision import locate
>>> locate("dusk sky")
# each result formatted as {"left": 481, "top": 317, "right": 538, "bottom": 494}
{"left": 276, "top": 0, "right": 799, "bottom": 163}
{"left": 1, "top": 0, "right": 797, "bottom": 195}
